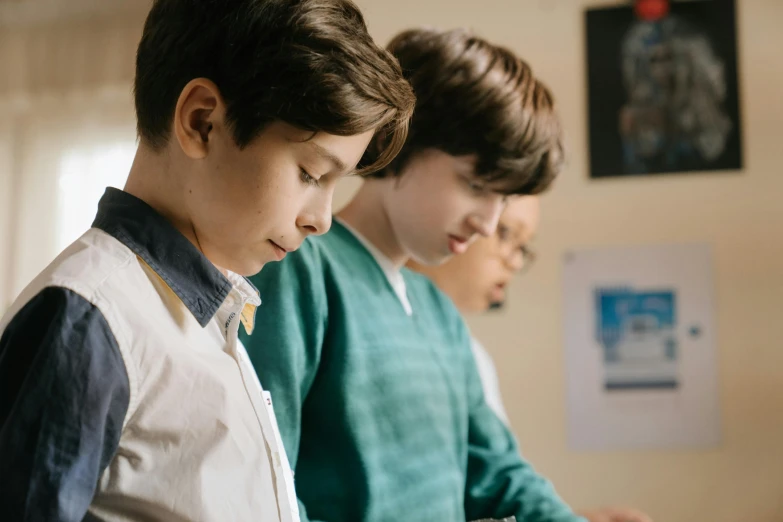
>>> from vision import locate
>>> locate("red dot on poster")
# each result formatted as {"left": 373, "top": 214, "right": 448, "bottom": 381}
{"left": 635, "top": 0, "right": 670, "bottom": 21}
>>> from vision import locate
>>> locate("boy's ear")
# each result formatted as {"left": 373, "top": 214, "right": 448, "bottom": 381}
{"left": 173, "top": 78, "right": 225, "bottom": 159}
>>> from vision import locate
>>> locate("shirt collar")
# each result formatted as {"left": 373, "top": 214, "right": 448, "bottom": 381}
{"left": 334, "top": 217, "right": 413, "bottom": 316}
{"left": 92, "top": 187, "right": 257, "bottom": 328}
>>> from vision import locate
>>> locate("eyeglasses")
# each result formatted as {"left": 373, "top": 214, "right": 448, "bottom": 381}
{"left": 495, "top": 223, "right": 537, "bottom": 273}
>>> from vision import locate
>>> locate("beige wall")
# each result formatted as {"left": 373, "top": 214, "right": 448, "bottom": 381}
{"left": 0, "top": 118, "right": 15, "bottom": 311}
{"left": 342, "top": 0, "right": 783, "bottom": 520}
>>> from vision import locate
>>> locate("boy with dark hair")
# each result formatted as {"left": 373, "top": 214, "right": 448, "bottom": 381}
{"left": 242, "top": 28, "right": 579, "bottom": 521}
{"left": 0, "top": 1, "right": 414, "bottom": 520}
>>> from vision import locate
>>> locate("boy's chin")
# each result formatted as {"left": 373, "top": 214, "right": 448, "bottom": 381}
{"left": 410, "top": 249, "right": 452, "bottom": 267}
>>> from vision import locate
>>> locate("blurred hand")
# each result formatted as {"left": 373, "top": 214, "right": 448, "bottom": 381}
{"left": 577, "top": 506, "right": 653, "bottom": 522}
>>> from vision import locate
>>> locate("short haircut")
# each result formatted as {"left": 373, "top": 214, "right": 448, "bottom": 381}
{"left": 366, "top": 28, "right": 564, "bottom": 193}
{"left": 134, "top": 0, "right": 415, "bottom": 174}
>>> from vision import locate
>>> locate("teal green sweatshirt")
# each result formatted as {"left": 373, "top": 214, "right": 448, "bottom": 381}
{"left": 241, "top": 221, "right": 582, "bottom": 522}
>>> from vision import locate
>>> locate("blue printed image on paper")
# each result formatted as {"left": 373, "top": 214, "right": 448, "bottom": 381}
{"left": 595, "top": 287, "right": 678, "bottom": 391}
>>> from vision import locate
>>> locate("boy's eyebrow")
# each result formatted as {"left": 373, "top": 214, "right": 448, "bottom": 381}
{"left": 306, "top": 141, "right": 349, "bottom": 173}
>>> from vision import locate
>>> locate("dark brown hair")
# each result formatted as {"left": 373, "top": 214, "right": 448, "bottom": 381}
{"left": 134, "top": 0, "right": 415, "bottom": 174}
{"left": 365, "top": 28, "right": 564, "bottom": 193}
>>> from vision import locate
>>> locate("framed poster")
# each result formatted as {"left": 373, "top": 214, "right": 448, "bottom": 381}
{"left": 585, "top": 0, "right": 743, "bottom": 178}
{"left": 563, "top": 243, "right": 721, "bottom": 451}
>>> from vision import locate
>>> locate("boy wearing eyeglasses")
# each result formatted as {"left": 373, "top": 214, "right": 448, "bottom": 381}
{"left": 409, "top": 196, "right": 540, "bottom": 423}
{"left": 411, "top": 196, "right": 654, "bottom": 522}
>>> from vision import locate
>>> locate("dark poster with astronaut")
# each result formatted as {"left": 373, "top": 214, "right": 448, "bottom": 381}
{"left": 585, "top": 0, "right": 742, "bottom": 178}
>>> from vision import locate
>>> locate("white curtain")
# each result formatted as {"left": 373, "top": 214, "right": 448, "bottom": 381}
{"left": 0, "top": 4, "right": 146, "bottom": 311}
{"left": 10, "top": 93, "right": 137, "bottom": 301}
{"left": 2, "top": 91, "right": 137, "bottom": 309}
